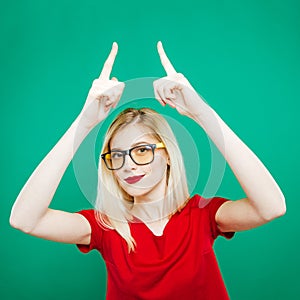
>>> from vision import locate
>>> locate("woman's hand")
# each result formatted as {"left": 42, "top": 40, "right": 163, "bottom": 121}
{"left": 153, "top": 41, "right": 208, "bottom": 120}
{"left": 79, "top": 42, "right": 125, "bottom": 129}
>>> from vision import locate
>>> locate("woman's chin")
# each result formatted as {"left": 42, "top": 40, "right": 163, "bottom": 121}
{"left": 122, "top": 185, "right": 152, "bottom": 198}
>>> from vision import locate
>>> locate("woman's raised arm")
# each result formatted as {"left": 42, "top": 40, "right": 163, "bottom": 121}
{"left": 153, "top": 41, "right": 286, "bottom": 233}
{"left": 9, "top": 42, "right": 125, "bottom": 244}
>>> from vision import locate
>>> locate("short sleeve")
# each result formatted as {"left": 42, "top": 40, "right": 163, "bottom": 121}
{"left": 74, "top": 209, "right": 103, "bottom": 254}
{"left": 200, "top": 196, "right": 236, "bottom": 240}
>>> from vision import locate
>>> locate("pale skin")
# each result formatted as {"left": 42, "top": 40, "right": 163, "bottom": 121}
{"left": 153, "top": 41, "right": 286, "bottom": 233}
{"left": 110, "top": 124, "right": 171, "bottom": 235}
{"left": 9, "top": 41, "right": 286, "bottom": 245}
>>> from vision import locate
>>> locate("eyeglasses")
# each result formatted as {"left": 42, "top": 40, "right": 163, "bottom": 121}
{"left": 101, "top": 142, "right": 166, "bottom": 170}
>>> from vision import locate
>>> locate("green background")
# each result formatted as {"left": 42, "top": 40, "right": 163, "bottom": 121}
{"left": 1, "top": 0, "right": 299, "bottom": 299}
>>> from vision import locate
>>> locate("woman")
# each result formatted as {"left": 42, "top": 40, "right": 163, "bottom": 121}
{"left": 10, "top": 41, "right": 286, "bottom": 299}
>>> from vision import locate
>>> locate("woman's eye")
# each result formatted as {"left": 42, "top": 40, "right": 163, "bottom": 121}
{"left": 111, "top": 152, "right": 123, "bottom": 159}
{"left": 137, "top": 146, "right": 151, "bottom": 154}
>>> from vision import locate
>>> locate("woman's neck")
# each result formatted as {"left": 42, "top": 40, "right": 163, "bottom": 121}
{"left": 130, "top": 172, "right": 169, "bottom": 223}
{"left": 130, "top": 197, "right": 169, "bottom": 224}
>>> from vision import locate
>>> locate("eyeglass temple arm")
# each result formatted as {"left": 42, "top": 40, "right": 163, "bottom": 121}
{"left": 156, "top": 142, "right": 165, "bottom": 149}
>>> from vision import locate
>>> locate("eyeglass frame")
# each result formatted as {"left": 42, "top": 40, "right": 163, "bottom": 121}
{"left": 100, "top": 142, "right": 166, "bottom": 170}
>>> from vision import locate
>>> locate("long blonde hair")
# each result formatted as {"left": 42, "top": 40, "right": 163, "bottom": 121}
{"left": 94, "top": 107, "right": 190, "bottom": 253}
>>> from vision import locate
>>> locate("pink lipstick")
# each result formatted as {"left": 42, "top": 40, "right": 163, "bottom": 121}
{"left": 124, "top": 175, "right": 145, "bottom": 184}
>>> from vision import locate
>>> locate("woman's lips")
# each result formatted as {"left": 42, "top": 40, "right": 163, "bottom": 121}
{"left": 124, "top": 175, "right": 145, "bottom": 184}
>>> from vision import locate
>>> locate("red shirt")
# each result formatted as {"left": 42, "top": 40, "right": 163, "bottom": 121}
{"left": 76, "top": 194, "right": 235, "bottom": 299}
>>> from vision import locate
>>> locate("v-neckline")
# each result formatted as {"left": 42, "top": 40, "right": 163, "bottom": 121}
{"left": 129, "top": 196, "right": 192, "bottom": 237}
{"left": 131, "top": 214, "right": 175, "bottom": 238}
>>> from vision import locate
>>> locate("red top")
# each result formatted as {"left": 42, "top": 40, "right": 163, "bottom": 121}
{"left": 75, "top": 194, "right": 235, "bottom": 299}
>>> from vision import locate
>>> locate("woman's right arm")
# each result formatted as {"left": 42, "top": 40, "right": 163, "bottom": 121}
{"left": 9, "top": 42, "right": 124, "bottom": 245}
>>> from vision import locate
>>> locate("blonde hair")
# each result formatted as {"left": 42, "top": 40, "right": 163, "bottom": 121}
{"left": 94, "top": 107, "right": 190, "bottom": 253}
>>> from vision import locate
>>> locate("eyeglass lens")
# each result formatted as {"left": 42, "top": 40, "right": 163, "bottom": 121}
{"left": 105, "top": 145, "right": 154, "bottom": 170}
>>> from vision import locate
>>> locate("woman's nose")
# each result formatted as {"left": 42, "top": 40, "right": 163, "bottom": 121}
{"left": 123, "top": 154, "right": 137, "bottom": 170}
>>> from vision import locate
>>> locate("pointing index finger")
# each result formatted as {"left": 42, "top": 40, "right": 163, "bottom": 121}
{"left": 99, "top": 42, "right": 118, "bottom": 80}
{"left": 157, "top": 41, "right": 177, "bottom": 76}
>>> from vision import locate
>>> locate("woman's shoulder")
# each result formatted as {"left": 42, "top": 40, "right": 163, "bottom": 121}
{"left": 75, "top": 208, "right": 114, "bottom": 230}
{"left": 185, "top": 194, "right": 207, "bottom": 208}
{"left": 185, "top": 194, "right": 229, "bottom": 210}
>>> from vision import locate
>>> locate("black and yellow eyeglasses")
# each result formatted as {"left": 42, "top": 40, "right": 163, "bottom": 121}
{"left": 101, "top": 142, "right": 165, "bottom": 170}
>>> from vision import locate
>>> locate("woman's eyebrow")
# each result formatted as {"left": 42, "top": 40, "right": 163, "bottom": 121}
{"left": 111, "top": 141, "right": 152, "bottom": 151}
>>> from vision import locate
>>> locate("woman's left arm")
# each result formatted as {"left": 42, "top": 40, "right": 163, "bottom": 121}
{"left": 153, "top": 41, "right": 286, "bottom": 232}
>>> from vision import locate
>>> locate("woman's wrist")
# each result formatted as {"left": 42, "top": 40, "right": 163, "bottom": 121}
{"left": 69, "top": 113, "right": 95, "bottom": 149}
{"left": 189, "top": 99, "right": 216, "bottom": 129}
{"left": 74, "top": 111, "right": 99, "bottom": 132}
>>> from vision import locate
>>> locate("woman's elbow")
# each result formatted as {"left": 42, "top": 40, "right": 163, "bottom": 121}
{"left": 265, "top": 199, "right": 287, "bottom": 221}
{"left": 278, "top": 196, "right": 287, "bottom": 217}
{"left": 9, "top": 214, "right": 33, "bottom": 233}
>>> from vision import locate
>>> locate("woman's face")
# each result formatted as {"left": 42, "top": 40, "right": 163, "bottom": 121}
{"left": 110, "top": 123, "right": 170, "bottom": 202}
